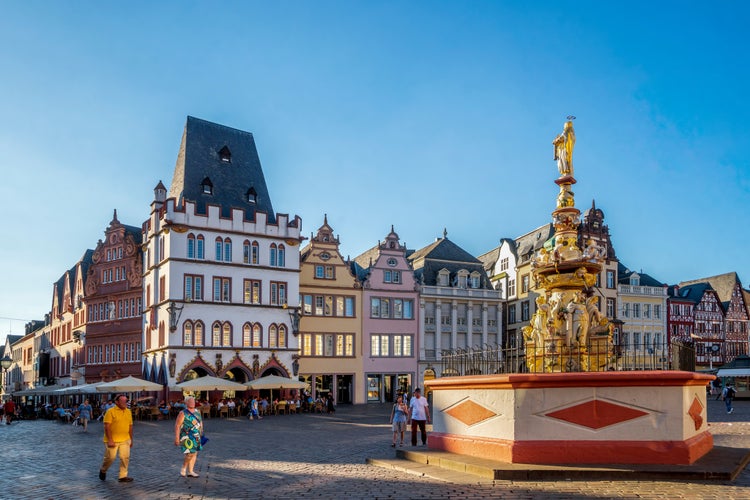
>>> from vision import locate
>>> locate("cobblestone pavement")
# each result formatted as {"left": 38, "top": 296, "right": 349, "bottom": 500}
{"left": 1, "top": 397, "right": 749, "bottom": 499}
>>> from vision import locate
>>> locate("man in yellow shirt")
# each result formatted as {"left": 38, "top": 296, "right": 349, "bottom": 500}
{"left": 99, "top": 394, "right": 134, "bottom": 482}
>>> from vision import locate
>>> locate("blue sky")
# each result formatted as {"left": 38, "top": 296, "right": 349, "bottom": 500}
{"left": 2, "top": 2, "right": 749, "bottom": 344}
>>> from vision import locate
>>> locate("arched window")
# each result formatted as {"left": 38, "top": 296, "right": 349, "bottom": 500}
{"left": 251, "top": 241, "right": 259, "bottom": 265}
{"left": 278, "top": 324, "right": 287, "bottom": 348}
{"left": 187, "top": 234, "right": 196, "bottom": 259}
{"left": 252, "top": 324, "right": 262, "bottom": 347}
{"left": 223, "top": 238, "right": 232, "bottom": 262}
{"left": 215, "top": 237, "right": 223, "bottom": 261}
{"left": 277, "top": 244, "right": 285, "bottom": 267}
{"left": 194, "top": 321, "right": 204, "bottom": 346}
{"left": 222, "top": 322, "right": 232, "bottom": 346}
{"left": 243, "top": 240, "right": 251, "bottom": 264}
{"left": 212, "top": 321, "right": 221, "bottom": 346}
{"left": 242, "top": 323, "right": 252, "bottom": 347}
{"left": 246, "top": 186, "right": 257, "bottom": 203}
{"left": 184, "top": 321, "right": 194, "bottom": 345}
{"left": 196, "top": 235, "right": 205, "bottom": 259}
{"left": 201, "top": 177, "right": 213, "bottom": 195}
{"left": 269, "top": 324, "right": 278, "bottom": 348}
{"left": 269, "top": 243, "right": 277, "bottom": 267}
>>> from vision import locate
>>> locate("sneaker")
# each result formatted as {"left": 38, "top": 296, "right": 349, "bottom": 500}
{"left": 729, "top": 408, "right": 734, "bottom": 414}
{"left": 391, "top": 443, "right": 396, "bottom": 448}
{"left": 118, "top": 477, "right": 134, "bottom": 483}
{"left": 99, "top": 470, "right": 106, "bottom": 481}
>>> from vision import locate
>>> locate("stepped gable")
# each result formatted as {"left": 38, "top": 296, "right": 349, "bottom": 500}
{"left": 168, "top": 116, "right": 276, "bottom": 222}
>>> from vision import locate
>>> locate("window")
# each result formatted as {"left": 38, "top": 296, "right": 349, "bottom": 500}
{"left": 184, "top": 321, "right": 193, "bottom": 345}
{"left": 185, "top": 275, "right": 203, "bottom": 301}
{"left": 438, "top": 269, "right": 450, "bottom": 286}
{"left": 246, "top": 187, "right": 256, "bottom": 203}
{"left": 633, "top": 303, "right": 640, "bottom": 318}
{"left": 213, "top": 277, "right": 231, "bottom": 302}
{"left": 194, "top": 321, "right": 204, "bottom": 346}
{"left": 222, "top": 322, "right": 231, "bottom": 346}
{"left": 243, "top": 280, "right": 261, "bottom": 304}
{"left": 242, "top": 323, "right": 252, "bottom": 347}
{"left": 470, "top": 273, "right": 480, "bottom": 288}
{"left": 252, "top": 324, "right": 262, "bottom": 347}
{"left": 606, "top": 298, "right": 615, "bottom": 318}
{"left": 508, "top": 304, "right": 516, "bottom": 324}
{"left": 212, "top": 322, "right": 221, "bottom": 346}
{"left": 201, "top": 177, "right": 213, "bottom": 195}
{"left": 270, "top": 325, "right": 279, "bottom": 348}
{"left": 251, "top": 241, "right": 259, "bottom": 264}
{"left": 219, "top": 145, "right": 231, "bottom": 162}
{"left": 370, "top": 334, "right": 412, "bottom": 357}
{"left": 277, "top": 244, "right": 285, "bottom": 267}
{"left": 159, "top": 276, "right": 166, "bottom": 302}
{"left": 521, "top": 301, "right": 530, "bottom": 321}
{"left": 654, "top": 305, "right": 661, "bottom": 319}
{"left": 521, "top": 275, "right": 530, "bottom": 294}
{"left": 270, "top": 244, "right": 277, "bottom": 266}
{"left": 243, "top": 241, "right": 251, "bottom": 263}
{"left": 622, "top": 303, "right": 630, "bottom": 318}
{"left": 315, "top": 265, "right": 334, "bottom": 279}
{"left": 270, "top": 282, "right": 286, "bottom": 306}
{"left": 384, "top": 270, "right": 401, "bottom": 284}
{"left": 302, "top": 333, "right": 354, "bottom": 357}
{"left": 223, "top": 238, "right": 232, "bottom": 262}
{"left": 643, "top": 304, "right": 651, "bottom": 318}
{"left": 507, "top": 278, "right": 516, "bottom": 297}
{"left": 500, "top": 257, "right": 509, "bottom": 271}
{"left": 215, "top": 238, "right": 223, "bottom": 261}
{"left": 196, "top": 236, "right": 204, "bottom": 259}
{"left": 606, "top": 270, "right": 615, "bottom": 288}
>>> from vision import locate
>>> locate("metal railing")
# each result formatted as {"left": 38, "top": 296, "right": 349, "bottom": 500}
{"left": 439, "top": 341, "right": 696, "bottom": 375}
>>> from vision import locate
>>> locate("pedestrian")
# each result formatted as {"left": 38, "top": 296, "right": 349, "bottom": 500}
{"left": 722, "top": 383, "right": 736, "bottom": 414}
{"left": 248, "top": 395, "right": 262, "bottom": 420}
{"left": 174, "top": 396, "right": 203, "bottom": 478}
{"left": 99, "top": 394, "right": 134, "bottom": 483}
{"left": 389, "top": 395, "right": 409, "bottom": 447}
{"left": 78, "top": 399, "right": 93, "bottom": 432}
{"left": 4, "top": 399, "right": 15, "bottom": 425}
{"left": 326, "top": 392, "right": 335, "bottom": 414}
{"left": 408, "top": 388, "right": 430, "bottom": 446}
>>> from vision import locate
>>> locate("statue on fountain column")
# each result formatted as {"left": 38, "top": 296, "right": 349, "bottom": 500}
{"left": 553, "top": 120, "right": 576, "bottom": 177}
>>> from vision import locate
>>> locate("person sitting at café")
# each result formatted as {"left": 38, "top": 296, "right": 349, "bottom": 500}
{"left": 226, "top": 398, "right": 236, "bottom": 416}
{"left": 55, "top": 405, "right": 73, "bottom": 423}
{"left": 159, "top": 400, "right": 170, "bottom": 418}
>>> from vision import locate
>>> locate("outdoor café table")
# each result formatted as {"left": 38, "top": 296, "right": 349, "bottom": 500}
{"left": 275, "top": 401, "right": 287, "bottom": 415}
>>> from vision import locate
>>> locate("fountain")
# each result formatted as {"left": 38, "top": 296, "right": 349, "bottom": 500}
{"left": 424, "top": 120, "right": 714, "bottom": 465}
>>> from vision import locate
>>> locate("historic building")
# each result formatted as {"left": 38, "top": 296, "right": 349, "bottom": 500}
{"left": 142, "top": 116, "right": 302, "bottom": 392}
{"left": 680, "top": 273, "right": 749, "bottom": 366}
{"left": 298, "top": 216, "right": 363, "bottom": 404}
{"left": 666, "top": 285, "right": 696, "bottom": 347}
{"left": 82, "top": 211, "right": 144, "bottom": 383}
{"left": 672, "top": 282, "right": 725, "bottom": 370}
{"left": 353, "top": 226, "right": 419, "bottom": 403}
{"left": 578, "top": 201, "right": 619, "bottom": 324}
{"left": 1, "top": 334, "right": 23, "bottom": 398}
{"left": 616, "top": 263, "right": 668, "bottom": 369}
{"left": 47, "top": 251, "right": 92, "bottom": 387}
{"left": 409, "top": 230, "right": 502, "bottom": 385}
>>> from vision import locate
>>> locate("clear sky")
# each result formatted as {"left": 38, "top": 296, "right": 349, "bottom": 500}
{"left": 2, "top": 2, "right": 749, "bottom": 345}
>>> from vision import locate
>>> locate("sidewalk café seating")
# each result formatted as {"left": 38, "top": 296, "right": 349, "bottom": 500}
{"left": 200, "top": 404, "right": 211, "bottom": 419}
{"left": 148, "top": 407, "right": 161, "bottom": 421}
{"left": 219, "top": 406, "right": 229, "bottom": 418}
{"left": 275, "top": 401, "right": 287, "bottom": 415}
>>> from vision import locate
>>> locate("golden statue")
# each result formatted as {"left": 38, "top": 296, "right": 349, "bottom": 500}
{"left": 553, "top": 120, "right": 575, "bottom": 177}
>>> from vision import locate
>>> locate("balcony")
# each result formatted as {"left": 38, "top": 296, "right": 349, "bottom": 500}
{"left": 421, "top": 286, "right": 503, "bottom": 301}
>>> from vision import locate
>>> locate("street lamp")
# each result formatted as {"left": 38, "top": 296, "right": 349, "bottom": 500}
{"left": 1, "top": 355, "right": 12, "bottom": 394}
{"left": 166, "top": 301, "right": 184, "bottom": 332}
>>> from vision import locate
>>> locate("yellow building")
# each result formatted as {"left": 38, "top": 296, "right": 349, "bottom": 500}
{"left": 298, "top": 216, "right": 364, "bottom": 404}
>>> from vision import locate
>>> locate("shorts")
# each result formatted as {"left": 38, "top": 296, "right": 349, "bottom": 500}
{"left": 392, "top": 420, "right": 406, "bottom": 433}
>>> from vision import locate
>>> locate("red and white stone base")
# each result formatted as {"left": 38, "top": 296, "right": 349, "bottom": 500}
{"left": 424, "top": 371, "right": 714, "bottom": 465}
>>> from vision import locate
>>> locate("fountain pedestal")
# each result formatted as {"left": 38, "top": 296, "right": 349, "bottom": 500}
{"left": 425, "top": 371, "right": 713, "bottom": 465}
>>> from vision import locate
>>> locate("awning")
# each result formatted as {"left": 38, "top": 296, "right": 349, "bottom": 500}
{"left": 716, "top": 368, "right": 750, "bottom": 377}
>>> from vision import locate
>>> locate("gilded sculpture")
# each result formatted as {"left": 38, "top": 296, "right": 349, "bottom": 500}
{"left": 524, "top": 119, "right": 614, "bottom": 372}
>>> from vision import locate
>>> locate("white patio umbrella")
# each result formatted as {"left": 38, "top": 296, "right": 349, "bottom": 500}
{"left": 175, "top": 375, "right": 248, "bottom": 392}
{"left": 62, "top": 382, "right": 107, "bottom": 394}
{"left": 95, "top": 376, "right": 164, "bottom": 393}
{"left": 246, "top": 374, "right": 308, "bottom": 390}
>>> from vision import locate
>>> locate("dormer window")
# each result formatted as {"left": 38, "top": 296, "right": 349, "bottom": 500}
{"left": 246, "top": 187, "right": 257, "bottom": 203}
{"left": 218, "top": 146, "right": 232, "bottom": 163}
{"left": 201, "top": 177, "right": 213, "bottom": 195}
{"left": 438, "top": 269, "right": 450, "bottom": 287}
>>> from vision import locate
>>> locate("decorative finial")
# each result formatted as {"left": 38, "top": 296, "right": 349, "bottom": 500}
{"left": 566, "top": 115, "right": 576, "bottom": 121}
{"left": 113, "top": 209, "right": 119, "bottom": 222}
{"left": 443, "top": 228, "right": 448, "bottom": 239}
{"left": 324, "top": 213, "right": 328, "bottom": 225}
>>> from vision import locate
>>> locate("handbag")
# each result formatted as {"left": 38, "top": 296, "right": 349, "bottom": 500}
{"left": 200, "top": 435, "right": 209, "bottom": 446}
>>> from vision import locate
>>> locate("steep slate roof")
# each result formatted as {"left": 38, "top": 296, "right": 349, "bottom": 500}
{"left": 513, "top": 223, "right": 554, "bottom": 261}
{"left": 673, "top": 283, "right": 713, "bottom": 304}
{"left": 408, "top": 234, "right": 491, "bottom": 288}
{"left": 168, "top": 116, "right": 276, "bottom": 222}
{"left": 617, "top": 262, "right": 666, "bottom": 288}
{"left": 679, "top": 273, "right": 741, "bottom": 309}
{"left": 352, "top": 244, "right": 380, "bottom": 271}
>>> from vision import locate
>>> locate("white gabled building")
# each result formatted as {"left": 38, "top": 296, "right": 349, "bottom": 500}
{"left": 142, "top": 116, "right": 302, "bottom": 392}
